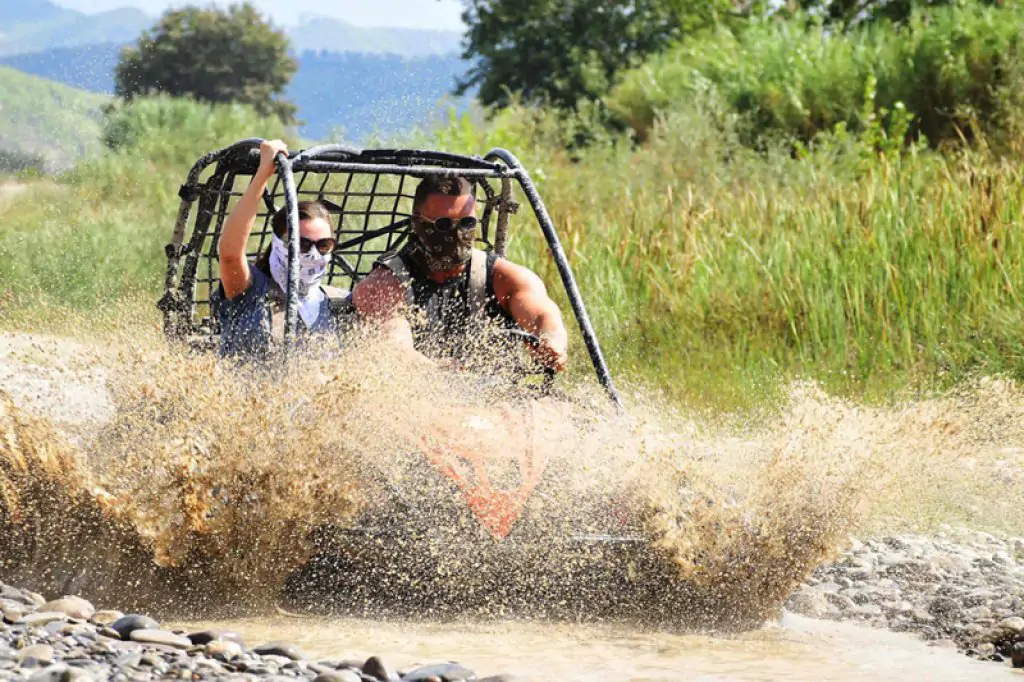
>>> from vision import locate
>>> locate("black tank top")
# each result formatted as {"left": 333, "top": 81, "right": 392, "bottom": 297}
{"left": 394, "top": 248, "right": 515, "bottom": 359}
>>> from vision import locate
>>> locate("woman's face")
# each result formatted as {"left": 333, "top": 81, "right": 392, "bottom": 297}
{"left": 298, "top": 217, "right": 332, "bottom": 241}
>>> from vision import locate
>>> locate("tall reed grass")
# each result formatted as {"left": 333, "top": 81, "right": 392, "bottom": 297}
{"left": 3, "top": 94, "right": 1023, "bottom": 409}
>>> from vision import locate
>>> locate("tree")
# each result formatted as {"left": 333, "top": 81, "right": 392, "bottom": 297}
{"left": 114, "top": 3, "right": 297, "bottom": 123}
{"left": 456, "top": 0, "right": 751, "bottom": 111}
{"left": 784, "top": 0, "right": 1003, "bottom": 29}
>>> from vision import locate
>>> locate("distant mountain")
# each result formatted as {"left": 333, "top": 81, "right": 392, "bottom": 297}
{"left": 0, "top": 44, "right": 470, "bottom": 143}
{"left": 0, "top": 3, "right": 460, "bottom": 60}
{"left": 0, "top": 0, "right": 149, "bottom": 57}
{"left": 0, "top": 43, "right": 121, "bottom": 93}
{"left": 0, "top": 0, "right": 67, "bottom": 24}
{"left": 287, "top": 15, "right": 463, "bottom": 59}
{"left": 0, "top": 66, "right": 107, "bottom": 170}
{"left": 290, "top": 50, "right": 469, "bottom": 141}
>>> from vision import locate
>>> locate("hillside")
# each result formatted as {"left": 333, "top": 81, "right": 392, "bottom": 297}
{"left": 0, "top": 46, "right": 470, "bottom": 143}
{"left": 0, "top": 1, "right": 149, "bottom": 57}
{"left": 0, "top": 67, "right": 107, "bottom": 171}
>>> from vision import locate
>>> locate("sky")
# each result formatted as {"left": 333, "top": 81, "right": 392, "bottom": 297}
{"left": 51, "top": 0, "right": 466, "bottom": 30}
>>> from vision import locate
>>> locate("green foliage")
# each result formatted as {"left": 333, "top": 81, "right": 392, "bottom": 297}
{"left": 0, "top": 97, "right": 290, "bottom": 322}
{"left": 421, "top": 101, "right": 1024, "bottom": 408}
{"left": 114, "top": 3, "right": 297, "bottom": 124}
{"left": 785, "top": 0, "right": 1002, "bottom": 29}
{"left": 457, "top": 0, "right": 741, "bottom": 111}
{"left": 609, "top": 1, "right": 1024, "bottom": 147}
{"left": 0, "top": 66, "right": 107, "bottom": 171}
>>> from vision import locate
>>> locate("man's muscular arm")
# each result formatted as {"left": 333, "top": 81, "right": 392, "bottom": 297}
{"left": 492, "top": 259, "right": 569, "bottom": 371}
{"left": 352, "top": 267, "right": 431, "bottom": 363}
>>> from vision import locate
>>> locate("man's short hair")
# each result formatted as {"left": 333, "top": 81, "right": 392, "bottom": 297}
{"left": 413, "top": 174, "right": 473, "bottom": 212}
{"left": 271, "top": 200, "right": 331, "bottom": 238}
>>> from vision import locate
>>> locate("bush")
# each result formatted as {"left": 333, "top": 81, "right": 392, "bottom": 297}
{"left": 608, "top": 1, "right": 1024, "bottom": 147}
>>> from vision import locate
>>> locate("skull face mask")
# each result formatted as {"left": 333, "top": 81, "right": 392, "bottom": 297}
{"left": 409, "top": 215, "right": 478, "bottom": 272}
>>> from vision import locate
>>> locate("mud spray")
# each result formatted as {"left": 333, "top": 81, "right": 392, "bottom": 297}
{"left": 1, "top": 328, "right": 1021, "bottom": 632}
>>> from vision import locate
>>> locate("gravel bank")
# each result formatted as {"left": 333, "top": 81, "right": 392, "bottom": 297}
{"left": 0, "top": 584, "right": 512, "bottom": 682}
{"left": 787, "top": 529, "right": 1024, "bottom": 668}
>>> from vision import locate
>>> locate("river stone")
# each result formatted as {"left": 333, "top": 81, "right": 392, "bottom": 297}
{"left": 252, "top": 641, "right": 306, "bottom": 660}
{"left": 110, "top": 615, "right": 159, "bottom": 641}
{"left": 786, "top": 587, "right": 830, "bottom": 618}
{"left": 89, "top": 611, "right": 122, "bottom": 627}
{"left": 40, "top": 597, "right": 94, "bottom": 621}
{"left": 206, "top": 640, "right": 243, "bottom": 660}
{"left": 1012, "top": 641, "right": 1024, "bottom": 668}
{"left": 362, "top": 656, "right": 400, "bottom": 681}
{"left": 129, "top": 629, "right": 192, "bottom": 649}
{"left": 402, "top": 663, "right": 476, "bottom": 681}
{"left": 927, "top": 597, "right": 962, "bottom": 622}
{"left": 18, "top": 612, "right": 67, "bottom": 627}
{"left": 314, "top": 672, "right": 361, "bottom": 682}
{"left": 17, "top": 644, "right": 55, "bottom": 667}
{"left": 984, "top": 616, "right": 1024, "bottom": 643}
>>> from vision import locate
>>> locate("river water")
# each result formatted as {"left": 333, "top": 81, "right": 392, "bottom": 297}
{"left": 177, "top": 613, "right": 1012, "bottom": 681}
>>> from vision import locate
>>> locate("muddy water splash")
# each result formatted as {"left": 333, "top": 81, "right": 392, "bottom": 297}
{"left": 3, "top": 331, "right": 1019, "bottom": 628}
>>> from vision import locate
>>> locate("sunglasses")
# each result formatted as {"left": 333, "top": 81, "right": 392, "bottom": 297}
{"left": 413, "top": 215, "right": 478, "bottom": 231}
{"left": 298, "top": 236, "right": 336, "bottom": 255}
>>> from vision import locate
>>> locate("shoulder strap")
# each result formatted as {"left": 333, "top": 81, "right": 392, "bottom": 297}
{"left": 468, "top": 248, "right": 487, "bottom": 318}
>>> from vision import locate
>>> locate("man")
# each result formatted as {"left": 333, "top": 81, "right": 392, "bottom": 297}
{"left": 352, "top": 174, "right": 569, "bottom": 373}
{"left": 213, "top": 139, "right": 350, "bottom": 359}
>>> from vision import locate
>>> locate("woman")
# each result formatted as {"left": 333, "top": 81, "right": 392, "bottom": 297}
{"left": 213, "top": 139, "right": 350, "bottom": 359}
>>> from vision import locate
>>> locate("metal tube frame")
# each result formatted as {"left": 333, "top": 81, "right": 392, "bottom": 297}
{"left": 163, "top": 139, "right": 623, "bottom": 407}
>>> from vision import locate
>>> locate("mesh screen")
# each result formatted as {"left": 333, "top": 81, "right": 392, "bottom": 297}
{"left": 180, "top": 167, "right": 497, "bottom": 331}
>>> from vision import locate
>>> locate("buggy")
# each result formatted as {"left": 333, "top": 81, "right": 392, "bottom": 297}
{"left": 158, "top": 140, "right": 682, "bottom": 618}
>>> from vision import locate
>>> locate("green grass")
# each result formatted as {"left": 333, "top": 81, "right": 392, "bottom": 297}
{"left": 0, "top": 67, "right": 108, "bottom": 170}
{"left": 4, "top": 95, "right": 1024, "bottom": 410}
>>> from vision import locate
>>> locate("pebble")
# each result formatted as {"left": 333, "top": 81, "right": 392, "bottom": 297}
{"left": 403, "top": 662, "right": 477, "bottom": 681}
{"left": 253, "top": 641, "right": 307, "bottom": 660}
{"left": 206, "top": 640, "right": 243, "bottom": 660}
{"left": 314, "top": 671, "right": 362, "bottom": 682}
{"left": 18, "top": 612, "right": 68, "bottom": 627}
{"left": 129, "top": 629, "right": 192, "bottom": 649}
{"left": 40, "top": 597, "right": 95, "bottom": 621}
{"left": 18, "top": 644, "right": 55, "bottom": 665}
{"left": 363, "top": 655, "right": 400, "bottom": 681}
{"left": 109, "top": 615, "right": 159, "bottom": 641}
{"left": 89, "top": 611, "right": 123, "bottom": 627}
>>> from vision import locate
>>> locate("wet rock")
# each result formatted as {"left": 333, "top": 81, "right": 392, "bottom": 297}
{"left": 254, "top": 641, "right": 307, "bottom": 660}
{"left": 109, "top": 615, "right": 159, "bottom": 641}
{"left": 1011, "top": 641, "right": 1024, "bottom": 669}
{"left": 40, "top": 597, "right": 94, "bottom": 621}
{"left": 402, "top": 663, "right": 476, "bottom": 681}
{"left": 128, "top": 629, "right": 192, "bottom": 649}
{"left": 363, "top": 656, "right": 400, "bottom": 681}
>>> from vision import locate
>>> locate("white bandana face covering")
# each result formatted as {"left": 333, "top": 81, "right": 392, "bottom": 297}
{"left": 269, "top": 235, "right": 330, "bottom": 328}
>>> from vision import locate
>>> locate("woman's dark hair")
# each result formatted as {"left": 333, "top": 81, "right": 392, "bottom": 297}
{"left": 254, "top": 200, "right": 332, "bottom": 274}
{"left": 271, "top": 200, "right": 332, "bottom": 238}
